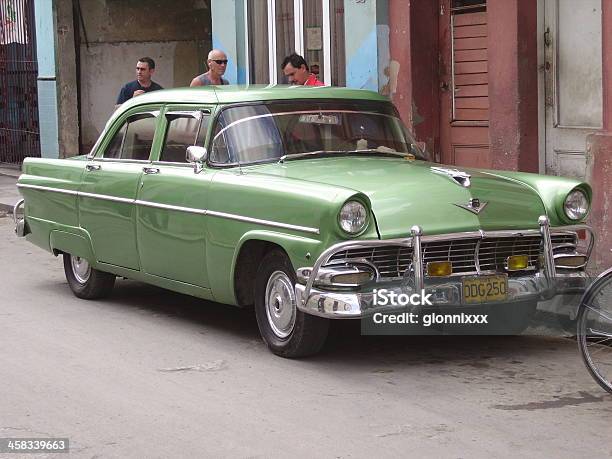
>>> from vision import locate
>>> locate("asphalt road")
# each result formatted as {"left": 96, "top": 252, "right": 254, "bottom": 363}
{"left": 1, "top": 216, "right": 611, "bottom": 458}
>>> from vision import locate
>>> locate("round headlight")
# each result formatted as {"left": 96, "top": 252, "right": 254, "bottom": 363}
{"left": 564, "top": 189, "right": 589, "bottom": 220}
{"left": 339, "top": 201, "right": 368, "bottom": 234}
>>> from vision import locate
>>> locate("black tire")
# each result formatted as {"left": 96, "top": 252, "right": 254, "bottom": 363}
{"left": 577, "top": 272, "right": 612, "bottom": 394}
{"left": 254, "top": 250, "right": 329, "bottom": 358}
{"left": 63, "top": 253, "right": 116, "bottom": 300}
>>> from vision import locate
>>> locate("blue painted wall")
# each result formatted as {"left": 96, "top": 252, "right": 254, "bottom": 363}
{"left": 34, "top": 0, "right": 58, "bottom": 159}
{"left": 211, "top": 0, "right": 247, "bottom": 84}
{"left": 344, "top": 0, "right": 379, "bottom": 91}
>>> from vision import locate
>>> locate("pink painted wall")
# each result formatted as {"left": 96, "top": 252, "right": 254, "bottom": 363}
{"left": 388, "top": 0, "right": 412, "bottom": 129}
{"left": 587, "top": 0, "right": 612, "bottom": 272}
{"left": 487, "top": 0, "right": 539, "bottom": 173}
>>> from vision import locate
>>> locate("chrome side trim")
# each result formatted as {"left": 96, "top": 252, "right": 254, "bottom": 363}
{"left": 134, "top": 199, "right": 208, "bottom": 215}
{"left": 15, "top": 183, "right": 320, "bottom": 235}
{"left": 78, "top": 191, "right": 134, "bottom": 204}
{"left": 17, "top": 183, "right": 78, "bottom": 196}
{"left": 207, "top": 210, "right": 320, "bottom": 235}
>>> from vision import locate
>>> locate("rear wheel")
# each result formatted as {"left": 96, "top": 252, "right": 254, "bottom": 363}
{"left": 254, "top": 250, "right": 329, "bottom": 358}
{"left": 63, "top": 253, "right": 115, "bottom": 299}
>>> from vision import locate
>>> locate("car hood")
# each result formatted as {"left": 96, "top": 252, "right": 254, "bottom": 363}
{"left": 250, "top": 157, "right": 546, "bottom": 238}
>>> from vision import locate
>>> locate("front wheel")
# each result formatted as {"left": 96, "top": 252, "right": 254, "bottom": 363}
{"left": 254, "top": 250, "right": 329, "bottom": 358}
{"left": 63, "top": 253, "right": 116, "bottom": 299}
{"left": 577, "top": 270, "right": 612, "bottom": 394}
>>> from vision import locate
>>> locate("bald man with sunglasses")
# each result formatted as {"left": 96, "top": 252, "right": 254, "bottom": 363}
{"left": 190, "top": 49, "right": 230, "bottom": 86}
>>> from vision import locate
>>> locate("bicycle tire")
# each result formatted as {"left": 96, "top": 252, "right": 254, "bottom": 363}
{"left": 577, "top": 267, "right": 612, "bottom": 394}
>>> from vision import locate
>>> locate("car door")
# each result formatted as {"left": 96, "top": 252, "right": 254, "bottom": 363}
{"left": 135, "top": 106, "right": 215, "bottom": 287}
{"left": 79, "top": 107, "right": 161, "bottom": 270}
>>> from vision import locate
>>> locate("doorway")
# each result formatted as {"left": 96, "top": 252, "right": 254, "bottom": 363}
{"left": 245, "top": 0, "right": 345, "bottom": 86}
{"left": 439, "top": 0, "right": 489, "bottom": 168}
{"left": 539, "top": 0, "right": 603, "bottom": 181}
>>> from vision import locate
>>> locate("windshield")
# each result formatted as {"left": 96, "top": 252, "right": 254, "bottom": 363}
{"left": 210, "top": 101, "right": 429, "bottom": 165}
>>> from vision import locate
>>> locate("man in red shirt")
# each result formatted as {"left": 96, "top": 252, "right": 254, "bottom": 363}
{"left": 281, "top": 53, "right": 324, "bottom": 86}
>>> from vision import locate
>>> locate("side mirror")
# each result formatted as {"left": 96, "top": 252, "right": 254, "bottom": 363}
{"left": 186, "top": 146, "right": 208, "bottom": 173}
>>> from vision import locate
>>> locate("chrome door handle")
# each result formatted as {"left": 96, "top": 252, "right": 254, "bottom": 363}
{"left": 143, "top": 167, "right": 160, "bottom": 175}
{"left": 86, "top": 164, "right": 101, "bottom": 171}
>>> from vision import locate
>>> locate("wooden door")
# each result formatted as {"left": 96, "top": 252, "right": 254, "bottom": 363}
{"left": 542, "top": 0, "right": 603, "bottom": 180}
{"left": 439, "top": 0, "right": 490, "bottom": 167}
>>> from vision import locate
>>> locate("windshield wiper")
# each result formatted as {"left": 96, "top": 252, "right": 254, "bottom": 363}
{"left": 278, "top": 150, "right": 350, "bottom": 163}
{"left": 351, "top": 148, "right": 411, "bottom": 158}
{"left": 278, "top": 148, "right": 414, "bottom": 164}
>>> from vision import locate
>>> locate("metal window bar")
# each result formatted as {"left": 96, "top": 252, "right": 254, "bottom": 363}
{"left": 0, "top": 0, "right": 41, "bottom": 166}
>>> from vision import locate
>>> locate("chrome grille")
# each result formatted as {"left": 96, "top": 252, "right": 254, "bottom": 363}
{"left": 477, "top": 236, "right": 541, "bottom": 272}
{"left": 551, "top": 233, "right": 578, "bottom": 254}
{"left": 422, "top": 239, "right": 478, "bottom": 274}
{"left": 328, "top": 246, "right": 412, "bottom": 279}
{"left": 326, "top": 233, "right": 563, "bottom": 280}
{"left": 422, "top": 236, "right": 542, "bottom": 275}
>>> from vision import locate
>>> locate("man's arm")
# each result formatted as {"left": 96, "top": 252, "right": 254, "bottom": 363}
{"left": 190, "top": 76, "right": 203, "bottom": 87}
{"left": 116, "top": 85, "right": 129, "bottom": 105}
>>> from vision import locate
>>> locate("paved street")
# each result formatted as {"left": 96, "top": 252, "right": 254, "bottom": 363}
{"left": 0, "top": 173, "right": 21, "bottom": 213}
{"left": 1, "top": 216, "right": 611, "bottom": 458}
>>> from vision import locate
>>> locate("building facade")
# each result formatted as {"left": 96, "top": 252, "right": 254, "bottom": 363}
{"left": 213, "top": 0, "right": 611, "bottom": 270}
{"left": 0, "top": 0, "right": 42, "bottom": 165}
{"left": 8, "top": 0, "right": 612, "bottom": 269}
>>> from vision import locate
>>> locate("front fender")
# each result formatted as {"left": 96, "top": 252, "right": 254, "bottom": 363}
{"left": 482, "top": 170, "right": 592, "bottom": 226}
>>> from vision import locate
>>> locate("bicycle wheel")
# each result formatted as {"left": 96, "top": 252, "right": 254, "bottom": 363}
{"left": 577, "top": 268, "right": 612, "bottom": 394}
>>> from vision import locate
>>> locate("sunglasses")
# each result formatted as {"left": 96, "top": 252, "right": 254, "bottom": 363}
{"left": 211, "top": 59, "right": 228, "bottom": 65}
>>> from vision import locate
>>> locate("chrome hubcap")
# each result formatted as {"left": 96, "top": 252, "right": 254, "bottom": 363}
{"left": 71, "top": 255, "right": 91, "bottom": 284}
{"left": 265, "top": 271, "right": 297, "bottom": 339}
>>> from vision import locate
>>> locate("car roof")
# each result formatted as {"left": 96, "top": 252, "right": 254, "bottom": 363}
{"left": 119, "top": 84, "right": 390, "bottom": 109}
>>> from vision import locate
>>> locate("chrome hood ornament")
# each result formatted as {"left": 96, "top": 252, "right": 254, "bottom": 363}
{"left": 431, "top": 166, "right": 471, "bottom": 188}
{"left": 455, "top": 198, "right": 488, "bottom": 215}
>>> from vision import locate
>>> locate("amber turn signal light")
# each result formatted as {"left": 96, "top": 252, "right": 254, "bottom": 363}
{"left": 506, "top": 255, "right": 529, "bottom": 271}
{"left": 555, "top": 255, "right": 587, "bottom": 269}
{"left": 426, "top": 261, "right": 452, "bottom": 277}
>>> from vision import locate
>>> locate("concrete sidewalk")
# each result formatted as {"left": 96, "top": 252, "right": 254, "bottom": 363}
{"left": 0, "top": 167, "right": 21, "bottom": 215}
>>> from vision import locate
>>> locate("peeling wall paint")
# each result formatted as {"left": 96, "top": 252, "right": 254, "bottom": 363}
{"left": 77, "top": 0, "right": 211, "bottom": 149}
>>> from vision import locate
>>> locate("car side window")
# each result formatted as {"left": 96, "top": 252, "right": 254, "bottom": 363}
{"left": 103, "top": 124, "right": 126, "bottom": 159}
{"left": 121, "top": 115, "right": 157, "bottom": 161}
{"left": 211, "top": 121, "right": 231, "bottom": 164}
{"left": 102, "top": 113, "right": 157, "bottom": 161}
{"left": 159, "top": 112, "right": 209, "bottom": 163}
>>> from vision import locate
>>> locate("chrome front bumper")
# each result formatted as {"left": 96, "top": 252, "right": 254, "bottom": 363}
{"left": 296, "top": 215, "right": 593, "bottom": 319}
{"left": 13, "top": 199, "right": 25, "bottom": 237}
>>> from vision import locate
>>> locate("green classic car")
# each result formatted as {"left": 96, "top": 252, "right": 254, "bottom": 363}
{"left": 14, "top": 86, "right": 593, "bottom": 357}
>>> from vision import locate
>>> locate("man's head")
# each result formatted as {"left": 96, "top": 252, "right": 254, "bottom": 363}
{"left": 136, "top": 57, "right": 155, "bottom": 84}
{"left": 281, "top": 53, "right": 309, "bottom": 85}
{"left": 207, "top": 49, "right": 228, "bottom": 77}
